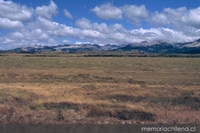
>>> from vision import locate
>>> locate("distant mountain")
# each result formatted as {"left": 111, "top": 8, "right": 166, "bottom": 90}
{"left": 116, "top": 39, "right": 200, "bottom": 54}
{"left": 118, "top": 42, "right": 174, "bottom": 53}
{"left": 4, "top": 39, "right": 200, "bottom": 54}
{"left": 7, "top": 44, "right": 103, "bottom": 53}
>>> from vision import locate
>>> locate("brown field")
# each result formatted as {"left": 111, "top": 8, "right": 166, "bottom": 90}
{"left": 0, "top": 54, "right": 200, "bottom": 124}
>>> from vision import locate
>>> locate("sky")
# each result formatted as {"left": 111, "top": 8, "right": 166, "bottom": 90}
{"left": 0, "top": 0, "right": 200, "bottom": 50}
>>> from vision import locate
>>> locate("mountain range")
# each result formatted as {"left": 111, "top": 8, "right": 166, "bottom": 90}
{"left": 3, "top": 39, "right": 200, "bottom": 54}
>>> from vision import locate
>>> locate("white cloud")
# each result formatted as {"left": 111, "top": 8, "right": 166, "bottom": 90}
{"left": 76, "top": 18, "right": 126, "bottom": 34}
{"left": 50, "top": 24, "right": 81, "bottom": 38}
{"left": 130, "top": 27, "right": 196, "bottom": 43}
{"left": 0, "top": 0, "right": 33, "bottom": 21}
{"left": 91, "top": 3, "right": 123, "bottom": 20}
{"left": 0, "top": 18, "right": 23, "bottom": 29}
{"left": 148, "top": 7, "right": 187, "bottom": 28}
{"left": 182, "top": 7, "right": 200, "bottom": 29}
{"left": 76, "top": 18, "right": 142, "bottom": 44}
{"left": 0, "top": 0, "right": 59, "bottom": 49}
{"left": 75, "top": 41, "right": 93, "bottom": 44}
{"left": 149, "top": 7, "right": 200, "bottom": 30}
{"left": 82, "top": 29, "right": 105, "bottom": 39}
{"left": 159, "top": 28, "right": 195, "bottom": 42}
{"left": 64, "top": 9, "right": 73, "bottom": 19}
{"left": 35, "top": 0, "right": 58, "bottom": 19}
{"left": 164, "top": 7, "right": 187, "bottom": 22}
{"left": 3, "top": 38, "right": 14, "bottom": 44}
{"left": 76, "top": 18, "right": 92, "bottom": 29}
{"left": 121, "top": 5, "right": 148, "bottom": 25}
{"left": 150, "top": 12, "right": 169, "bottom": 26}
{"left": 11, "top": 32, "right": 24, "bottom": 39}
{"left": 36, "top": 17, "right": 58, "bottom": 30}
{"left": 63, "top": 39, "right": 71, "bottom": 43}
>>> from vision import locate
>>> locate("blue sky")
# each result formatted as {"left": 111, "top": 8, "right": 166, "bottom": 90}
{"left": 0, "top": 0, "right": 200, "bottom": 49}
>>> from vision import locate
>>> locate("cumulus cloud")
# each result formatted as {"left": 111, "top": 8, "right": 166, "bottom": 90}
{"left": 91, "top": 3, "right": 123, "bottom": 20}
{"left": 0, "top": 0, "right": 59, "bottom": 48}
{"left": 182, "top": 7, "right": 200, "bottom": 29}
{"left": 0, "top": 18, "right": 23, "bottom": 29}
{"left": 76, "top": 17, "right": 110, "bottom": 33}
{"left": 11, "top": 32, "right": 24, "bottom": 39}
{"left": 76, "top": 17, "right": 127, "bottom": 34}
{"left": 150, "top": 12, "right": 169, "bottom": 26}
{"left": 0, "top": 0, "right": 33, "bottom": 21}
{"left": 36, "top": 17, "right": 58, "bottom": 30}
{"left": 121, "top": 5, "right": 148, "bottom": 25}
{"left": 164, "top": 7, "right": 187, "bottom": 22}
{"left": 35, "top": 0, "right": 58, "bottom": 19}
{"left": 75, "top": 41, "right": 93, "bottom": 44}
{"left": 91, "top": 3, "right": 200, "bottom": 30}
{"left": 63, "top": 9, "right": 73, "bottom": 19}
{"left": 149, "top": 7, "right": 200, "bottom": 30}
{"left": 63, "top": 39, "right": 71, "bottom": 43}
{"left": 76, "top": 18, "right": 92, "bottom": 29}
{"left": 76, "top": 18, "right": 143, "bottom": 43}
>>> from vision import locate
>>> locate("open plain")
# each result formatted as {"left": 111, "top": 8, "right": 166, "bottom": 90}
{"left": 0, "top": 54, "right": 200, "bottom": 124}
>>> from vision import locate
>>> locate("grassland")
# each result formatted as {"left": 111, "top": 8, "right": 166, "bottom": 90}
{"left": 0, "top": 54, "right": 200, "bottom": 124}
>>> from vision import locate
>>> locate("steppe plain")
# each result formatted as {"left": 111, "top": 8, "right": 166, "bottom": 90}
{"left": 0, "top": 53, "right": 199, "bottom": 124}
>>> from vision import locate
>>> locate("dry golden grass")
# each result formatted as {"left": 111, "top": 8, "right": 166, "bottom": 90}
{"left": 0, "top": 55, "right": 200, "bottom": 124}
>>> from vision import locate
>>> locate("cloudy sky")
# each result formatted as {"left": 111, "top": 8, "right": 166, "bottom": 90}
{"left": 0, "top": 0, "right": 200, "bottom": 50}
